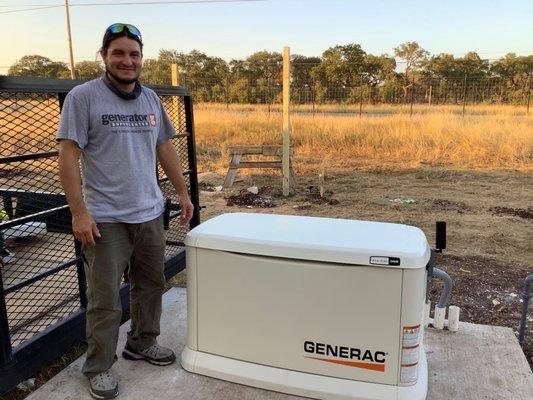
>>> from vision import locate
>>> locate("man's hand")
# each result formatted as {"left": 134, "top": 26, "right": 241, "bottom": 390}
{"left": 72, "top": 211, "right": 101, "bottom": 246}
{"left": 59, "top": 139, "right": 98, "bottom": 246}
{"left": 179, "top": 193, "right": 194, "bottom": 226}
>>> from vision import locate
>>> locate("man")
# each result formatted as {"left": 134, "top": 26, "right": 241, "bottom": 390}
{"left": 57, "top": 23, "right": 194, "bottom": 399}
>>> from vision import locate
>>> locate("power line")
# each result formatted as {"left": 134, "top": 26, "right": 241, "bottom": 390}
{"left": 1, "top": 0, "right": 265, "bottom": 4}
{"left": 0, "top": 5, "right": 62, "bottom": 14}
{"left": 0, "top": 4, "right": 58, "bottom": 6}
{"left": 0, "top": 0, "right": 266, "bottom": 14}
{"left": 72, "top": 0, "right": 267, "bottom": 5}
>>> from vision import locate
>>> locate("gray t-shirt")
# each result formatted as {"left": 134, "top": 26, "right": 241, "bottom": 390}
{"left": 56, "top": 78, "right": 175, "bottom": 223}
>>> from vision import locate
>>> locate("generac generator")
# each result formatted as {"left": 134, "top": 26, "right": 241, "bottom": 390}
{"left": 181, "top": 213, "right": 429, "bottom": 400}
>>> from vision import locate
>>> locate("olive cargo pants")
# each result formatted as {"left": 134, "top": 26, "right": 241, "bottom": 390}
{"left": 81, "top": 214, "right": 166, "bottom": 378}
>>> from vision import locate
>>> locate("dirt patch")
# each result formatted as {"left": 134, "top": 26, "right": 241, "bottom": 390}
{"left": 305, "top": 185, "right": 340, "bottom": 205}
{"left": 224, "top": 184, "right": 340, "bottom": 208}
{"left": 428, "top": 254, "right": 532, "bottom": 367}
{"left": 428, "top": 254, "right": 528, "bottom": 329}
{"left": 226, "top": 188, "right": 277, "bottom": 208}
{"left": 430, "top": 199, "right": 471, "bottom": 213}
{"left": 414, "top": 170, "right": 469, "bottom": 181}
{"left": 489, "top": 206, "right": 533, "bottom": 220}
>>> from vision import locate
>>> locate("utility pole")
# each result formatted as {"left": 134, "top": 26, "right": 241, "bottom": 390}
{"left": 64, "top": 0, "right": 76, "bottom": 79}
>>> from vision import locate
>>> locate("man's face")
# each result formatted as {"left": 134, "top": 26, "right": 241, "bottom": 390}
{"left": 101, "top": 36, "right": 142, "bottom": 84}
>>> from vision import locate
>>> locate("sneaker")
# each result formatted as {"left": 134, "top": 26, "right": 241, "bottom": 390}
{"left": 122, "top": 343, "right": 176, "bottom": 366}
{"left": 89, "top": 370, "right": 118, "bottom": 399}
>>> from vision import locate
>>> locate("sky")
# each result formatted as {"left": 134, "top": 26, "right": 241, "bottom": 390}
{"left": 1, "top": 0, "right": 532, "bottom": 74}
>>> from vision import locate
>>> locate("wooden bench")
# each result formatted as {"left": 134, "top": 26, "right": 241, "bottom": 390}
{"left": 223, "top": 145, "right": 296, "bottom": 188}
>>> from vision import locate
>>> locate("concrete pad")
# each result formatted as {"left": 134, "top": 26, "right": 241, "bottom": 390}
{"left": 424, "top": 322, "right": 533, "bottom": 400}
{"left": 27, "top": 288, "right": 533, "bottom": 400}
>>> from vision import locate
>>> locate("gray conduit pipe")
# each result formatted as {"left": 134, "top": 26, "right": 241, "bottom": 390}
{"left": 518, "top": 275, "right": 533, "bottom": 347}
{"left": 433, "top": 267, "right": 453, "bottom": 308}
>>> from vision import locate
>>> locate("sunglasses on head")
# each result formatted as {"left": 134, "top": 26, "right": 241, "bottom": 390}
{"left": 105, "top": 23, "right": 142, "bottom": 42}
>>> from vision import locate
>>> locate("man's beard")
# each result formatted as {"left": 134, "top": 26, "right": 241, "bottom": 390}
{"left": 105, "top": 67, "right": 139, "bottom": 85}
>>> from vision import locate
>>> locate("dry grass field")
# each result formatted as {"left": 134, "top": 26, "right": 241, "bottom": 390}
{"left": 194, "top": 103, "right": 533, "bottom": 173}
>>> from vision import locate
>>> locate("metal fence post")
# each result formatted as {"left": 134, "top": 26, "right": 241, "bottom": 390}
{"left": 526, "top": 74, "right": 531, "bottom": 116}
{"left": 410, "top": 77, "right": 415, "bottom": 116}
{"left": 462, "top": 75, "right": 468, "bottom": 117}
{"left": 359, "top": 75, "right": 363, "bottom": 118}
{"left": 184, "top": 96, "right": 201, "bottom": 228}
{"left": 0, "top": 270, "right": 13, "bottom": 367}
{"left": 225, "top": 76, "right": 229, "bottom": 111}
{"left": 267, "top": 76, "right": 271, "bottom": 115}
{"left": 312, "top": 81, "right": 316, "bottom": 117}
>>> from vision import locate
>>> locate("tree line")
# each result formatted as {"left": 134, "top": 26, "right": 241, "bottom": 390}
{"left": 6, "top": 42, "right": 532, "bottom": 105}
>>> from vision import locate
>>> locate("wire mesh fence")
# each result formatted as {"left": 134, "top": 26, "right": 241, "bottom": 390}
{"left": 178, "top": 72, "right": 532, "bottom": 114}
{"left": 0, "top": 76, "right": 199, "bottom": 394}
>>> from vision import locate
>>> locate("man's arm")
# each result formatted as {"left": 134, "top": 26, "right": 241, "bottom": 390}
{"left": 156, "top": 140, "right": 194, "bottom": 225}
{"left": 58, "top": 139, "right": 100, "bottom": 246}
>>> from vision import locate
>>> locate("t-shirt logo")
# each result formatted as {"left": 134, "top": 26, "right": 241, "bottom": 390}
{"left": 148, "top": 113, "right": 156, "bottom": 127}
{"left": 101, "top": 113, "right": 155, "bottom": 127}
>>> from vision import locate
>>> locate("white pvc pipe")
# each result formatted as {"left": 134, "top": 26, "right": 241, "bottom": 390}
{"left": 448, "top": 306, "right": 460, "bottom": 332}
{"left": 434, "top": 306, "right": 446, "bottom": 330}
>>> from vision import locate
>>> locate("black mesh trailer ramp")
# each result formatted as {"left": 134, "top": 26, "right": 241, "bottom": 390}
{"left": 0, "top": 76, "right": 200, "bottom": 394}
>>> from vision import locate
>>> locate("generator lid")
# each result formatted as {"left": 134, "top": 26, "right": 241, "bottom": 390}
{"left": 185, "top": 213, "right": 430, "bottom": 268}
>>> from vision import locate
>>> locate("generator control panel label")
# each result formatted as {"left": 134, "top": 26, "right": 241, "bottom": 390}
{"left": 370, "top": 256, "right": 401, "bottom": 266}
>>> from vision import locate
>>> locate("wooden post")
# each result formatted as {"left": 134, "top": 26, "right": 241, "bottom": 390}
{"left": 171, "top": 63, "right": 180, "bottom": 126}
{"left": 282, "top": 46, "right": 291, "bottom": 197}
{"left": 428, "top": 85, "right": 432, "bottom": 106}
{"left": 171, "top": 63, "right": 179, "bottom": 86}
